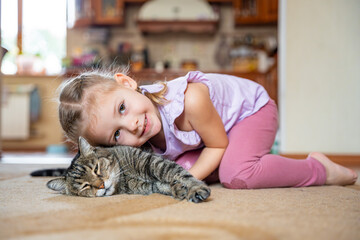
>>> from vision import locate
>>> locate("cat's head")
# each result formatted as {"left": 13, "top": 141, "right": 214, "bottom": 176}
{"left": 47, "top": 137, "right": 119, "bottom": 197}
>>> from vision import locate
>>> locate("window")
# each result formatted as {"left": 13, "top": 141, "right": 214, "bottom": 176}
{"left": 1, "top": 0, "right": 66, "bottom": 75}
{"left": 1, "top": 0, "right": 18, "bottom": 74}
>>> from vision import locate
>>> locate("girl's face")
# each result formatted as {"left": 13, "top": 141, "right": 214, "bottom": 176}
{"left": 86, "top": 74, "right": 162, "bottom": 147}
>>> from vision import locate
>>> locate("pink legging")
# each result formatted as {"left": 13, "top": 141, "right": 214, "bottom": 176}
{"left": 176, "top": 99, "right": 326, "bottom": 189}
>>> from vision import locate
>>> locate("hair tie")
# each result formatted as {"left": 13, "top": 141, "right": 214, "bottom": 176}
{"left": 140, "top": 87, "right": 148, "bottom": 95}
{"left": 79, "top": 75, "right": 85, "bottom": 86}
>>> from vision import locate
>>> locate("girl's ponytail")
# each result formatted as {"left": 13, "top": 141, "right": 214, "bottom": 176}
{"left": 136, "top": 82, "right": 168, "bottom": 105}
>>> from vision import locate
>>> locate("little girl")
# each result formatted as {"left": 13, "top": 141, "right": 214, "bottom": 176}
{"left": 58, "top": 68, "right": 357, "bottom": 189}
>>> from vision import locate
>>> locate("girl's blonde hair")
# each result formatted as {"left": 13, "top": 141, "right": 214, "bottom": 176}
{"left": 57, "top": 67, "right": 168, "bottom": 145}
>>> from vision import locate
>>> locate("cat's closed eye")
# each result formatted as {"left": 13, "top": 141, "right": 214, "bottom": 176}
{"left": 94, "top": 162, "right": 103, "bottom": 177}
{"left": 80, "top": 182, "right": 91, "bottom": 192}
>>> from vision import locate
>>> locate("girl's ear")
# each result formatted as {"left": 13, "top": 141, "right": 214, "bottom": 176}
{"left": 114, "top": 73, "right": 138, "bottom": 90}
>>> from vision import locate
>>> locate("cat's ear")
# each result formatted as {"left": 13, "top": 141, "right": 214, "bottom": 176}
{"left": 47, "top": 178, "right": 66, "bottom": 193}
{"left": 78, "top": 136, "right": 94, "bottom": 157}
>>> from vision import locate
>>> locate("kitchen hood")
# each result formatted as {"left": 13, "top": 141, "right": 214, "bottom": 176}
{"left": 137, "top": 0, "right": 219, "bottom": 33}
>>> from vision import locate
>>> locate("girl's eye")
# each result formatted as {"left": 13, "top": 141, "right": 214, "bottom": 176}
{"left": 114, "top": 130, "right": 120, "bottom": 142}
{"left": 114, "top": 103, "right": 125, "bottom": 142}
{"left": 119, "top": 103, "right": 126, "bottom": 114}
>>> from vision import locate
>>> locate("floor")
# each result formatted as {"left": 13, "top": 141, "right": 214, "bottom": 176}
{"left": 1, "top": 161, "right": 360, "bottom": 240}
{"left": 1, "top": 152, "right": 74, "bottom": 164}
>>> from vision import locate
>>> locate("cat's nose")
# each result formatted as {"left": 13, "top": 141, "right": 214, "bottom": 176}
{"left": 99, "top": 182, "right": 105, "bottom": 189}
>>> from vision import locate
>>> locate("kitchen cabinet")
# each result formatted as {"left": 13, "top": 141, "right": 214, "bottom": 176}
{"left": 219, "top": 66, "right": 278, "bottom": 104}
{"left": 131, "top": 67, "right": 278, "bottom": 104}
{"left": 93, "top": 0, "right": 124, "bottom": 25}
{"left": 68, "top": 0, "right": 231, "bottom": 29}
{"left": 125, "top": 0, "right": 233, "bottom": 2}
{"left": 68, "top": 0, "right": 124, "bottom": 28}
{"left": 137, "top": 20, "right": 218, "bottom": 34}
{"left": 65, "top": 66, "right": 277, "bottom": 104}
{"left": 234, "top": 0, "right": 278, "bottom": 25}
{"left": 69, "top": 0, "right": 93, "bottom": 27}
{"left": 136, "top": 0, "right": 219, "bottom": 34}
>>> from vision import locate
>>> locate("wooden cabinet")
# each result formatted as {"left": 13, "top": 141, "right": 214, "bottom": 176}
{"left": 69, "top": 0, "right": 93, "bottom": 27}
{"left": 219, "top": 66, "right": 278, "bottom": 104}
{"left": 234, "top": 0, "right": 278, "bottom": 25}
{"left": 68, "top": 0, "right": 124, "bottom": 28}
{"left": 93, "top": 0, "right": 124, "bottom": 25}
{"left": 130, "top": 67, "right": 278, "bottom": 104}
{"left": 137, "top": 20, "right": 218, "bottom": 34}
{"left": 66, "top": 66, "right": 278, "bottom": 104}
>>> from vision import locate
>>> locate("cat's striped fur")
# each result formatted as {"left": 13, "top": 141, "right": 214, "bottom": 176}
{"left": 47, "top": 137, "right": 211, "bottom": 203}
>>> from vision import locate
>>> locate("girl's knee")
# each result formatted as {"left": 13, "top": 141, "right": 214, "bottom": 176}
{"left": 220, "top": 169, "right": 252, "bottom": 189}
{"left": 221, "top": 177, "right": 249, "bottom": 189}
{"left": 219, "top": 164, "right": 253, "bottom": 189}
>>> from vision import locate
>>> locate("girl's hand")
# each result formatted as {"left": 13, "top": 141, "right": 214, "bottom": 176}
{"left": 175, "top": 83, "right": 228, "bottom": 180}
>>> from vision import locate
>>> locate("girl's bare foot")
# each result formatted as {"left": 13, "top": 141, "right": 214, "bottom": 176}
{"left": 309, "top": 152, "right": 358, "bottom": 185}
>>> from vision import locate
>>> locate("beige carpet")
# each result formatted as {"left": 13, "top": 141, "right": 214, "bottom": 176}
{"left": 1, "top": 163, "right": 359, "bottom": 240}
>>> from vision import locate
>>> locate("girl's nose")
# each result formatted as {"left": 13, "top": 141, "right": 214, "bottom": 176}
{"left": 127, "top": 117, "right": 139, "bottom": 133}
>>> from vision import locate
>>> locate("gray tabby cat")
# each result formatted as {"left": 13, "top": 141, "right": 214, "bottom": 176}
{"left": 47, "top": 137, "right": 211, "bottom": 203}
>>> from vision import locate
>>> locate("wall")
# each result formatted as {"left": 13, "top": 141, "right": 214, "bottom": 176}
{"left": 279, "top": 0, "right": 360, "bottom": 154}
{"left": 2, "top": 76, "right": 64, "bottom": 150}
{"left": 67, "top": 4, "right": 277, "bottom": 71}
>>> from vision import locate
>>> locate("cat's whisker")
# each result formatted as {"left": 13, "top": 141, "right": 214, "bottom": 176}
{"left": 116, "top": 168, "right": 129, "bottom": 178}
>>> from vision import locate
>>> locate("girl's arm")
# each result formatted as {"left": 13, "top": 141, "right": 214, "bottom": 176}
{"left": 176, "top": 83, "right": 229, "bottom": 180}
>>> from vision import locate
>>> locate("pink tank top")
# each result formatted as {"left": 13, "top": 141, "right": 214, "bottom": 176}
{"left": 140, "top": 71, "right": 270, "bottom": 160}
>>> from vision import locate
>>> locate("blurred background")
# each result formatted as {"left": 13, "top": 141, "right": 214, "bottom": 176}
{"left": 0, "top": 0, "right": 359, "bottom": 163}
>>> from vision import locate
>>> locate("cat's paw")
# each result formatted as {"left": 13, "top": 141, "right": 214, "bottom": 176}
{"left": 170, "top": 180, "right": 188, "bottom": 200}
{"left": 187, "top": 185, "right": 211, "bottom": 203}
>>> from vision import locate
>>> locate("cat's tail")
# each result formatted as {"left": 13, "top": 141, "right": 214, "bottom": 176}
{"left": 30, "top": 168, "right": 67, "bottom": 177}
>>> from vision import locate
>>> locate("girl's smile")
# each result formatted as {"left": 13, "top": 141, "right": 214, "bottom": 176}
{"left": 141, "top": 114, "right": 149, "bottom": 137}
